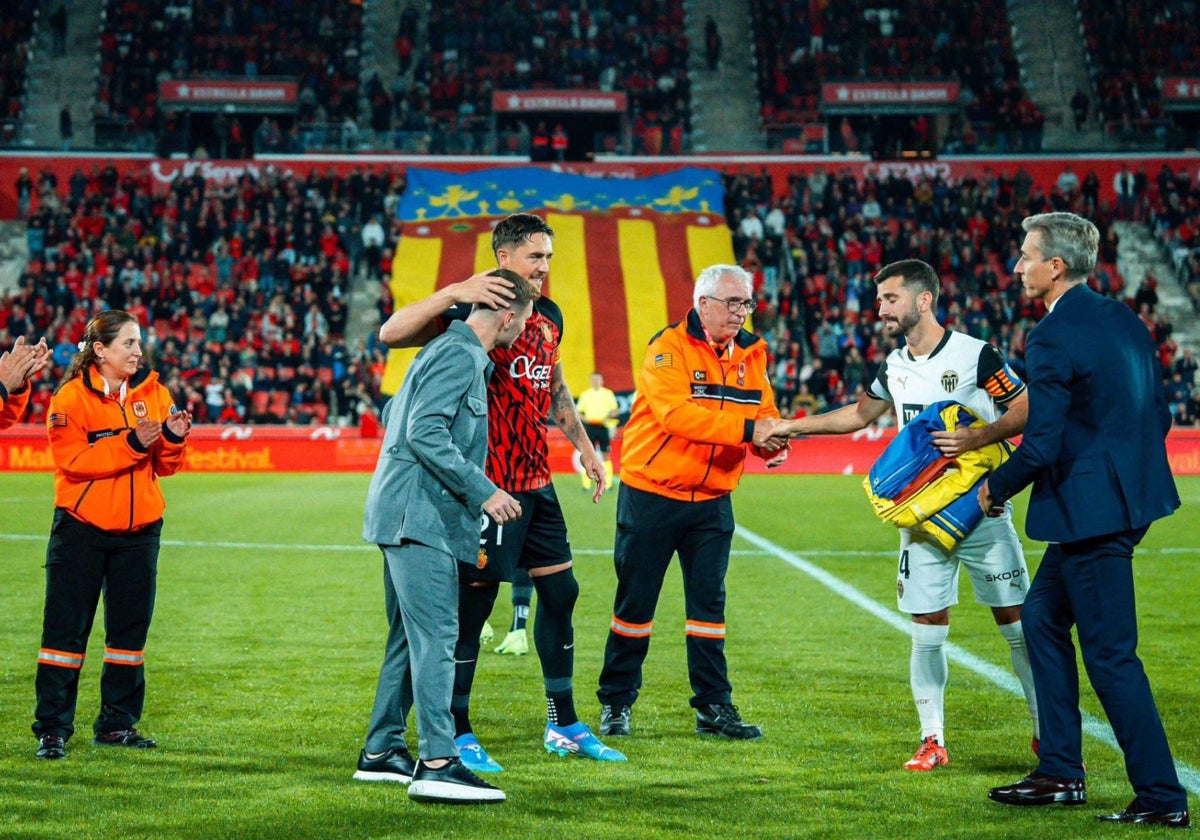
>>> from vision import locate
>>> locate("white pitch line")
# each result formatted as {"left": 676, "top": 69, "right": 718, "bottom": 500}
{"left": 1, "top": 528, "right": 1196, "bottom": 791}
{"left": 735, "top": 524, "right": 1200, "bottom": 797}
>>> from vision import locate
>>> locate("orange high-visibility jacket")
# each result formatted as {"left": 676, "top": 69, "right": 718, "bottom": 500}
{"left": 620, "top": 309, "right": 779, "bottom": 502}
{"left": 48, "top": 367, "right": 186, "bottom": 532}
{"left": 0, "top": 381, "right": 31, "bottom": 429}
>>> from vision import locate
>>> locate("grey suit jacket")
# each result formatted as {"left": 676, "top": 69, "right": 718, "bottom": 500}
{"left": 363, "top": 321, "right": 499, "bottom": 560}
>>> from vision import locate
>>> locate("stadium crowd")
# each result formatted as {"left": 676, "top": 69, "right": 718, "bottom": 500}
{"left": 4, "top": 0, "right": 1194, "bottom": 158}
{"left": 3, "top": 159, "right": 1197, "bottom": 431}
{"left": 721, "top": 162, "right": 1196, "bottom": 424}
{"left": 0, "top": 1, "right": 38, "bottom": 145}
{"left": 1078, "top": 0, "right": 1198, "bottom": 143}
{"left": 90, "top": 0, "right": 692, "bottom": 158}
{"left": 3, "top": 162, "right": 405, "bottom": 429}
{"left": 97, "top": 0, "right": 365, "bottom": 154}
{"left": 748, "top": 0, "right": 1044, "bottom": 155}
{"left": 418, "top": 0, "right": 691, "bottom": 157}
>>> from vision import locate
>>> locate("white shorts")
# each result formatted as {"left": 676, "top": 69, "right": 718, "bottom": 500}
{"left": 895, "top": 505, "right": 1029, "bottom": 615}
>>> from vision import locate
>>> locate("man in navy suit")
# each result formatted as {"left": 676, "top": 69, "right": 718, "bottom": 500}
{"left": 981, "top": 212, "right": 1189, "bottom": 828}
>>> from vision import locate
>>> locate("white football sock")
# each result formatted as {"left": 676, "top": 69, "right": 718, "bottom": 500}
{"left": 999, "top": 619, "right": 1039, "bottom": 740}
{"left": 910, "top": 622, "right": 949, "bottom": 745}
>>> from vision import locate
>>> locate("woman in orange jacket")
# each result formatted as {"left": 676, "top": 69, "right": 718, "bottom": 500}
{"left": 33, "top": 310, "right": 191, "bottom": 761}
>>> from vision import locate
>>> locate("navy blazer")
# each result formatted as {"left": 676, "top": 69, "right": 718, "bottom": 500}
{"left": 989, "top": 284, "right": 1179, "bottom": 543}
{"left": 362, "top": 321, "right": 499, "bottom": 559}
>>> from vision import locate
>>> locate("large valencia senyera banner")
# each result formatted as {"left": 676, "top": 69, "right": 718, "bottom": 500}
{"left": 384, "top": 166, "right": 734, "bottom": 395}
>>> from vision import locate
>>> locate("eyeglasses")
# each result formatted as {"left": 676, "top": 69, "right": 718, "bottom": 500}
{"left": 706, "top": 296, "right": 755, "bottom": 314}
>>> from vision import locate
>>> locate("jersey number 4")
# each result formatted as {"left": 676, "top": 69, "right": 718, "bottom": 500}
{"left": 898, "top": 549, "right": 911, "bottom": 580}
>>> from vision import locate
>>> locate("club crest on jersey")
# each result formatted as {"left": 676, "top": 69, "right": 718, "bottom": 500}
{"left": 693, "top": 370, "right": 707, "bottom": 382}
{"left": 541, "top": 322, "right": 554, "bottom": 342}
{"left": 132, "top": 400, "right": 148, "bottom": 418}
{"left": 940, "top": 371, "right": 959, "bottom": 392}
{"left": 477, "top": 548, "right": 488, "bottom": 570}
{"left": 737, "top": 362, "right": 746, "bottom": 386}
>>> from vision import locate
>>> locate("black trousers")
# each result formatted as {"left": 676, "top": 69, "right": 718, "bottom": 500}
{"left": 34, "top": 509, "right": 161, "bottom": 741}
{"left": 598, "top": 484, "right": 735, "bottom": 709}
{"left": 1026, "top": 526, "right": 1188, "bottom": 812}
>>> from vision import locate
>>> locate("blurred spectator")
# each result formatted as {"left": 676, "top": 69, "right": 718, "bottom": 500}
{"left": 1070, "top": 88, "right": 1089, "bottom": 131}
{"left": 49, "top": 5, "right": 68, "bottom": 56}
{"left": 704, "top": 16, "right": 721, "bottom": 71}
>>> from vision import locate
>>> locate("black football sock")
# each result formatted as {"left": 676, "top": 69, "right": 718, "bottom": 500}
{"left": 452, "top": 582, "right": 499, "bottom": 737}
{"left": 508, "top": 578, "right": 532, "bottom": 638}
{"left": 531, "top": 568, "right": 580, "bottom": 726}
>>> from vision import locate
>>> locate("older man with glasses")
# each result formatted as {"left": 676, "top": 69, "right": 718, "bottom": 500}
{"left": 596, "top": 264, "right": 786, "bottom": 741}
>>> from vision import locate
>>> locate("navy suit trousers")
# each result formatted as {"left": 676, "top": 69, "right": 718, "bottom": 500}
{"left": 1025, "top": 526, "right": 1187, "bottom": 812}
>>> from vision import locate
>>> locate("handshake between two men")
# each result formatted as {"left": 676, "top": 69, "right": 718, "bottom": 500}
{"left": 751, "top": 417, "right": 793, "bottom": 469}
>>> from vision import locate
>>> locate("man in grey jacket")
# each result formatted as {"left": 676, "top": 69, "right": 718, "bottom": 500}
{"left": 360, "top": 270, "right": 534, "bottom": 804}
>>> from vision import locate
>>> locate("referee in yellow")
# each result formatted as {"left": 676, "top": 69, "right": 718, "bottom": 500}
{"left": 576, "top": 371, "right": 620, "bottom": 492}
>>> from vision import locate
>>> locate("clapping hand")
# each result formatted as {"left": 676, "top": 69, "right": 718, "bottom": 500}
{"left": 0, "top": 336, "right": 48, "bottom": 392}
{"left": 134, "top": 418, "right": 163, "bottom": 448}
{"left": 165, "top": 409, "right": 193, "bottom": 438}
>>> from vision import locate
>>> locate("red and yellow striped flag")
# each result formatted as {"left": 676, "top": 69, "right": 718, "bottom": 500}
{"left": 383, "top": 167, "right": 734, "bottom": 395}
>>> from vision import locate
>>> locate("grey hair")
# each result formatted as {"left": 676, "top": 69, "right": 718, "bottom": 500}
{"left": 1022, "top": 212, "right": 1099, "bottom": 282}
{"left": 693, "top": 264, "right": 753, "bottom": 310}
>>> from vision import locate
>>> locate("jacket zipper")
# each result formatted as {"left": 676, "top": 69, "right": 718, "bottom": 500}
{"left": 643, "top": 436, "right": 672, "bottom": 470}
{"left": 693, "top": 360, "right": 725, "bottom": 501}
{"left": 74, "top": 480, "right": 95, "bottom": 514}
{"left": 119, "top": 401, "right": 135, "bottom": 530}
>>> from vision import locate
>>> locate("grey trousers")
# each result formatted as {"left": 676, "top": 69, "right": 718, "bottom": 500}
{"left": 362, "top": 556, "right": 414, "bottom": 755}
{"left": 363, "top": 543, "right": 459, "bottom": 761}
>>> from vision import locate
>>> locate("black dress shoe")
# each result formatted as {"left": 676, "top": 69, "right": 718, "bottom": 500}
{"left": 988, "top": 772, "right": 1087, "bottom": 806}
{"left": 695, "top": 704, "right": 763, "bottom": 740}
{"left": 36, "top": 735, "right": 66, "bottom": 760}
{"left": 599, "top": 704, "right": 632, "bottom": 737}
{"left": 1097, "top": 801, "right": 1190, "bottom": 828}
{"left": 93, "top": 728, "right": 156, "bottom": 749}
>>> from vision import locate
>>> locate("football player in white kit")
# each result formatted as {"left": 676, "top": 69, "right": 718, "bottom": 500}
{"left": 767, "top": 259, "right": 1039, "bottom": 771}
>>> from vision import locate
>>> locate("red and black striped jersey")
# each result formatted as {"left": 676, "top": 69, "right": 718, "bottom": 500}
{"left": 441, "top": 296, "right": 564, "bottom": 491}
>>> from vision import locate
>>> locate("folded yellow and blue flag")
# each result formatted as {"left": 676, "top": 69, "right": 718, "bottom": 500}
{"left": 864, "top": 401, "right": 1014, "bottom": 550}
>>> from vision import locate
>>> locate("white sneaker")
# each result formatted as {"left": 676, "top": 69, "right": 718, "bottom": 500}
{"left": 408, "top": 758, "right": 505, "bottom": 804}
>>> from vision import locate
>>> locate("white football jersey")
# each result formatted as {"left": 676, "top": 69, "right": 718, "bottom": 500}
{"left": 869, "top": 330, "right": 1024, "bottom": 430}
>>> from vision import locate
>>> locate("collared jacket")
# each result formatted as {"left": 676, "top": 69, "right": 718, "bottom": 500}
{"left": 363, "top": 320, "right": 499, "bottom": 560}
{"left": 48, "top": 366, "right": 187, "bottom": 532}
{"left": 620, "top": 309, "right": 779, "bottom": 502}
{"left": 0, "top": 381, "right": 31, "bottom": 429}
{"left": 988, "top": 283, "right": 1178, "bottom": 541}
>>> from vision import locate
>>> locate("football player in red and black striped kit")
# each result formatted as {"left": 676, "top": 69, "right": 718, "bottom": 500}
{"left": 369, "top": 213, "right": 625, "bottom": 775}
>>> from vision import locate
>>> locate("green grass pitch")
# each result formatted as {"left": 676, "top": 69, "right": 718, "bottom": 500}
{"left": 0, "top": 472, "right": 1196, "bottom": 839}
